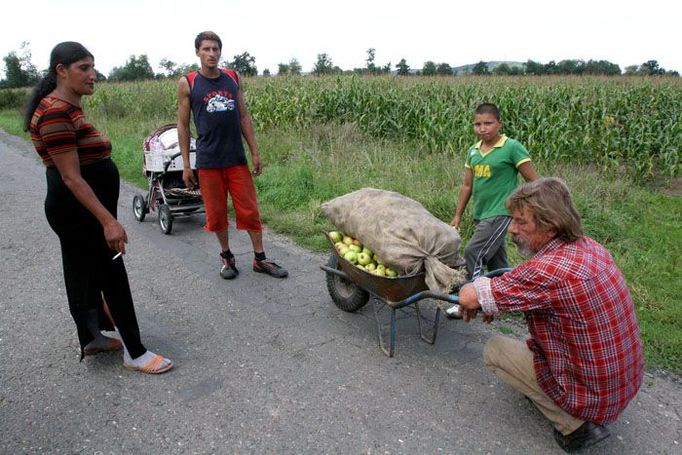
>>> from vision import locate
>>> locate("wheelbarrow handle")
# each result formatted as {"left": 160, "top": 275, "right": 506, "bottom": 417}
{"left": 403, "top": 290, "right": 459, "bottom": 305}
{"left": 484, "top": 267, "right": 513, "bottom": 278}
{"left": 320, "top": 264, "right": 349, "bottom": 280}
{"left": 401, "top": 268, "right": 513, "bottom": 305}
{"left": 319, "top": 265, "right": 512, "bottom": 307}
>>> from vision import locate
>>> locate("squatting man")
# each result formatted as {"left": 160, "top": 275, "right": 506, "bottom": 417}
{"left": 457, "top": 177, "right": 644, "bottom": 453}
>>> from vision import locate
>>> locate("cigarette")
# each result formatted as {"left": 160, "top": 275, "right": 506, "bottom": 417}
{"left": 112, "top": 252, "right": 123, "bottom": 261}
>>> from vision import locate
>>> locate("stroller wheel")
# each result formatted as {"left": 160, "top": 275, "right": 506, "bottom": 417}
{"left": 158, "top": 205, "right": 173, "bottom": 235}
{"left": 132, "top": 194, "right": 148, "bottom": 222}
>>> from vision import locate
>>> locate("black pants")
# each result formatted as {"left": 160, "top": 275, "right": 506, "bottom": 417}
{"left": 45, "top": 159, "right": 146, "bottom": 358}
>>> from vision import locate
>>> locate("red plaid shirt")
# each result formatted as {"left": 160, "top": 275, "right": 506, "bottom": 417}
{"left": 480, "top": 236, "right": 644, "bottom": 424}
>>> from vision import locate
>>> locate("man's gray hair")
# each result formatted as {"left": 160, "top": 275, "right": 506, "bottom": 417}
{"left": 506, "top": 177, "right": 583, "bottom": 242}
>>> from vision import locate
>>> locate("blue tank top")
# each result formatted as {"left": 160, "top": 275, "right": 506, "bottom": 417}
{"left": 187, "top": 70, "right": 247, "bottom": 168}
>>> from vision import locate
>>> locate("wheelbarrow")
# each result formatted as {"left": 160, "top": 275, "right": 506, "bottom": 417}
{"left": 320, "top": 232, "right": 508, "bottom": 357}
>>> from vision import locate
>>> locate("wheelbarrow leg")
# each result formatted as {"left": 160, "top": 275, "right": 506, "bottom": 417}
{"left": 372, "top": 297, "right": 396, "bottom": 357}
{"left": 414, "top": 302, "right": 441, "bottom": 344}
{"left": 389, "top": 308, "right": 397, "bottom": 357}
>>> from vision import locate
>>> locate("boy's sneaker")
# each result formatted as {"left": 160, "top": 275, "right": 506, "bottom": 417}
{"left": 253, "top": 259, "right": 288, "bottom": 278}
{"left": 445, "top": 304, "right": 463, "bottom": 319}
{"left": 220, "top": 256, "right": 239, "bottom": 280}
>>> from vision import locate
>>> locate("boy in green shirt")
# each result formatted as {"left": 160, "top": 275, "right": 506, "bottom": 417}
{"left": 451, "top": 103, "right": 538, "bottom": 281}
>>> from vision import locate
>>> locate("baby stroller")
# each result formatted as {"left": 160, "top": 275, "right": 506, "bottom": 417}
{"left": 132, "top": 124, "right": 204, "bottom": 234}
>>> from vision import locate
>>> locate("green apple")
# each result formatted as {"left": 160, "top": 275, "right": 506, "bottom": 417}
{"left": 376, "top": 264, "right": 386, "bottom": 272}
{"left": 338, "top": 245, "right": 350, "bottom": 256}
{"left": 365, "top": 263, "right": 376, "bottom": 271}
{"left": 362, "top": 247, "right": 373, "bottom": 257}
{"left": 329, "top": 231, "right": 343, "bottom": 243}
{"left": 348, "top": 244, "right": 362, "bottom": 253}
{"left": 385, "top": 268, "right": 398, "bottom": 277}
{"left": 342, "top": 236, "right": 354, "bottom": 246}
{"left": 357, "top": 252, "right": 371, "bottom": 266}
{"left": 372, "top": 254, "right": 379, "bottom": 262}
{"left": 343, "top": 250, "right": 358, "bottom": 264}
{"left": 334, "top": 242, "right": 345, "bottom": 251}
{"left": 373, "top": 268, "right": 386, "bottom": 277}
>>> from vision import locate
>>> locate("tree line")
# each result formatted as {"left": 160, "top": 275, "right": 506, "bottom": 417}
{"left": 1, "top": 43, "right": 679, "bottom": 88}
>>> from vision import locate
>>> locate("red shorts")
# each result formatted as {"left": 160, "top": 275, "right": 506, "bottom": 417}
{"left": 197, "top": 165, "right": 262, "bottom": 233}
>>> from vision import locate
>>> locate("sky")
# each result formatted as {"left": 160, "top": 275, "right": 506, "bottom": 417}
{"left": 1, "top": 0, "right": 680, "bottom": 77}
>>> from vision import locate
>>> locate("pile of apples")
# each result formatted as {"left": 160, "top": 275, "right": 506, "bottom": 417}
{"left": 328, "top": 230, "right": 398, "bottom": 277}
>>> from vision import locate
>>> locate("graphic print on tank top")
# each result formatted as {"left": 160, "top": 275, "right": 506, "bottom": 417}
{"left": 205, "top": 90, "right": 236, "bottom": 113}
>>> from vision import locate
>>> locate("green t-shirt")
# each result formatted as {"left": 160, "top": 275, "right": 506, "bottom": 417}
{"left": 465, "top": 135, "right": 531, "bottom": 220}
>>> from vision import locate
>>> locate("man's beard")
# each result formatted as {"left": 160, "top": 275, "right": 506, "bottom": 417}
{"left": 512, "top": 235, "right": 535, "bottom": 259}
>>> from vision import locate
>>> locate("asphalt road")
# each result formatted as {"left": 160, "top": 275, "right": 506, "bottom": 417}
{"left": 1, "top": 129, "right": 680, "bottom": 454}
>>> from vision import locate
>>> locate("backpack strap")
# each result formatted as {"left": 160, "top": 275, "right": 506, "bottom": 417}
{"left": 185, "top": 69, "right": 240, "bottom": 90}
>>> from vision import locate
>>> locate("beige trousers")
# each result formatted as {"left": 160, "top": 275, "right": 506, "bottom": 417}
{"left": 483, "top": 335, "right": 585, "bottom": 435}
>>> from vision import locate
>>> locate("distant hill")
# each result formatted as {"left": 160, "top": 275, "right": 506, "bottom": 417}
{"left": 451, "top": 61, "right": 525, "bottom": 74}
{"left": 398, "top": 61, "right": 525, "bottom": 75}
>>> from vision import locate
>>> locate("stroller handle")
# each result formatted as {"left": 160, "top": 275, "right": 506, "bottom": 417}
{"left": 163, "top": 152, "right": 184, "bottom": 174}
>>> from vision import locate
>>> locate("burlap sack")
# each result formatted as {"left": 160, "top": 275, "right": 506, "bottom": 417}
{"left": 321, "top": 188, "right": 466, "bottom": 293}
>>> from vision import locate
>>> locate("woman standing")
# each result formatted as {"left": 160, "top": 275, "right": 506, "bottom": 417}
{"left": 24, "top": 42, "right": 172, "bottom": 374}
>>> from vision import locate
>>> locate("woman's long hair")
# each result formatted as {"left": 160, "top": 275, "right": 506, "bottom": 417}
{"left": 23, "top": 42, "right": 93, "bottom": 131}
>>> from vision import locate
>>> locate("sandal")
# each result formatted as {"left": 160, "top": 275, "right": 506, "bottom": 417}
{"left": 124, "top": 354, "right": 173, "bottom": 374}
{"left": 83, "top": 336, "right": 123, "bottom": 356}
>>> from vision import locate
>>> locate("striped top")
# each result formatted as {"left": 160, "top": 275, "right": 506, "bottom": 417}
{"left": 30, "top": 95, "right": 111, "bottom": 167}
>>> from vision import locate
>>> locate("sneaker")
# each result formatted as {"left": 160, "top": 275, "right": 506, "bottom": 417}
{"left": 445, "top": 304, "right": 463, "bottom": 319}
{"left": 253, "top": 259, "right": 288, "bottom": 278}
{"left": 220, "top": 256, "right": 239, "bottom": 280}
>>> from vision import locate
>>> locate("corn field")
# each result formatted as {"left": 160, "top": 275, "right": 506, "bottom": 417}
{"left": 2, "top": 75, "right": 681, "bottom": 373}
{"left": 81, "top": 75, "right": 682, "bottom": 178}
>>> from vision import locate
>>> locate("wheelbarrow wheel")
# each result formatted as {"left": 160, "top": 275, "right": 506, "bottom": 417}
{"left": 158, "top": 204, "right": 173, "bottom": 235}
{"left": 132, "top": 194, "right": 148, "bottom": 222}
{"left": 325, "top": 255, "right": 369, "bottom": 312}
